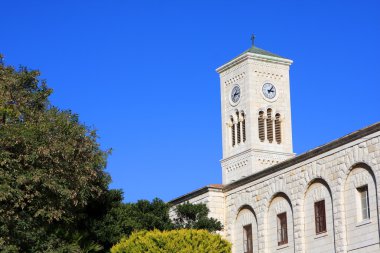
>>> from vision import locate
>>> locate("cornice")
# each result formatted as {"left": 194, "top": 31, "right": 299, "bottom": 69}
{"left": 216, "top": 52, "right": 293, "bottom": 74}
{"left": 220, "top": 148, "right": 253, "bottom": 163}
{"left": 221, "top": 149, "right": 294, "bottom": 164}
{"left": 168, "top": 184, "right": 223, "bottom": 205}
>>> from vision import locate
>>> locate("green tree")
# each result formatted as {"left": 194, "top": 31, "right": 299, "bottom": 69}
{"left": 92, "top": 200, "right": 223, "bottom": 251}
{"left": 110, "top": 229, "right": 231, "bottom": 253}
{"left": 92, "top": 198, "right": 173, "bottom": 250}
{"left": 173, "top": 202, "right": 223, "bottom": 232}
{"left": 0, "top": 55, "right": 110, "bottom": 252}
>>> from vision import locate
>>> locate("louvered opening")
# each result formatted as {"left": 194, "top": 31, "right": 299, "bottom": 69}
{"left": 242, "top": 113, "right": 246, "bottom": 143}
{"left": 267, "top": 109, "right": 273, "bottom": 143}
{"left": 275, "top": 113, "right": 281, "bottom": 144}
{"left": 236, "top": 113, "right": 241, "bottom": 144}
{"left": 231, "top": 118, "right": 236, "bottom": 147}
{"left": 258, "top": 111, "right": 265, "bottom": 142}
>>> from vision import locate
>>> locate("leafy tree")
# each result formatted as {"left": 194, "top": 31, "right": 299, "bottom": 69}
{"left": 173, "top": 202, "right": 223, "bottom": 232}
{"left": 92, "top": 200, "right": 223, "bottom": 250}
{"left": 0, "top": 55, "right": 110, "bottom": 252}
{"left": 92, "top": 198, "right": 173, "bottom": 250}
{"left": 110, "top": 229, "right": 231, "bottom": 253}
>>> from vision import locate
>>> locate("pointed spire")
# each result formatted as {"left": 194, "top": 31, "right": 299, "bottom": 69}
{"left": 251, "top": 34, "right": 255, "bottom": 46}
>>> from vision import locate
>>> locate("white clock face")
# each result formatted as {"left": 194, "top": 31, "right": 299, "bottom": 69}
{"left": 230, "top": 85, "right": 241, "bottom": 104}
{"left": 262, "top": 83, "right": 276, "bottom": 99}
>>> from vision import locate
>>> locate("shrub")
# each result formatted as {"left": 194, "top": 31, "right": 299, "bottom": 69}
{"left": 111, "top": 229, "right": 231, "bottom": 253}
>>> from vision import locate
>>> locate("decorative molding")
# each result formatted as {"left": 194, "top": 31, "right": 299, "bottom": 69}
{"left": 257, "top": 157, "right": 282, "bottom": 166}
{"left": 225, "top": 159, "right": 249, "bottom": 174}
{"left": 254, "top": 70, "right": 283, "bottom": 80}
{"left": 216, "top": 52, "right": 292, "bottom": 75}
{"left": 224, "top": 72, "right": 246, "bottom": 86}
{"left": 221, "top": 148, "right": 253, "bottom": 163}
{"left": 256, "top": 153, "right": 288, "bottom": 166}
{"left": 220, "top": 61, "right": 249, "bottom": 77}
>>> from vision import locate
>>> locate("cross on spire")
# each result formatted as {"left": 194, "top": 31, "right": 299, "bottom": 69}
{"left": 251, "top": 34, "right": 255, "bottom": 46}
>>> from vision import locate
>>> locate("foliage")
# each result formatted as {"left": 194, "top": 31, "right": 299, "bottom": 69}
{"left": 173, "top": 202, "right": 223, "bottom": 232}
{"left": 92, "top": 198, "right": 173, "bottom": 250}
{"left": 0, "top": 55, "right": 110, "bottom": 252}
{"left": 110, "top": 229, "right": 231, "bottom": 253}
{"left": 94, "top": 200, "right": 223, "bottom": 250}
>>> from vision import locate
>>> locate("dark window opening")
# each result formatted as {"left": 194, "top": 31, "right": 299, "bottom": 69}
{"left": 277, "top": 212, "right": 288, "bottom": 246}
{"left": 275, "top": 113, "right": 281, "bottom": 144}
{"left": 267, "top": 109, "right": 273, "bottom": 143}
{"left": 357, "top": 185, "right": 370, "bottom": 220}
{"left": 314, "top": 200, "right": 326, "bottom": 234}
{"left": 258, "top": 111, "right": 265, "bottom": 142}
{"left": 243, "top": 224, "right": 253, "bottom": 253}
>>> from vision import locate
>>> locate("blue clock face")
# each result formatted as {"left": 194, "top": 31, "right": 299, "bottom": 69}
{"left": 262, "top": 83, "right": 276, "bottom": 99}
{"left": 231, "top": 85, "right": 241, "bottom": 103}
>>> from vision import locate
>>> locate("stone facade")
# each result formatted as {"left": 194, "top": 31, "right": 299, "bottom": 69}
{"left": 169, "top": 42, "right": 380, "bottom": 252}
{"left": 223, "top": 125, "right": 380, "bottom": 253}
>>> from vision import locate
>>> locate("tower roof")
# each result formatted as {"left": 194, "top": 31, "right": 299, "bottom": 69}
{"left": 216, "top": 35, "right": 292, "bottom": 74}
{"left": 241, "top": 45, "right": 287, "bottom": 59}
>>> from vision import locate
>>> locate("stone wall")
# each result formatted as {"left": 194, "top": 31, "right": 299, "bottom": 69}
{"left": 224, "top": 130, "right": 380, "bottom": 253}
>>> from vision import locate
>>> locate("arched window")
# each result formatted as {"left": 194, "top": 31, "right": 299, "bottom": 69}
{"left": 236, "top": 112, "right": 241, "bottom": 144}
{"left": 267, "top": 109, "right": 273, "bottom": 143}
{"left": 275, "top": 113, "right": 281, "bottom": 144}
{"left": 231, "top": 117, "right": 236, "bottom": 147}
{"left": 241, "top": 112, "right": 246, "bottom": 143}
{"left": 258, "top": 111, "right": 265, "bottom": 142}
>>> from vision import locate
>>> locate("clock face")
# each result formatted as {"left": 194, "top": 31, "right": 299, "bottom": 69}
{"left": 230, "top": 85, "right": 241, "bottom": 104}
{"left": 262, "top": 83, "right": 277, "bottom": 99}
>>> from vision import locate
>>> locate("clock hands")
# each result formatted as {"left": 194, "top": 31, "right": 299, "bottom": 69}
{"left": 235, "top": 92, "right": 240, "bottom": 100}
{"left": 231, "top": 87, "right": 241, "bottom": 104}
{"left": 262, "top": 83, "right": 276, "bottom": 99}
{"left": 232, "top": 87, "right": 240, "bottom": 100}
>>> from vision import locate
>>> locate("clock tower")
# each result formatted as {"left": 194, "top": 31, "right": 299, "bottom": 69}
{"left": 216, "top": 36, "right": 295, "bottom": 184}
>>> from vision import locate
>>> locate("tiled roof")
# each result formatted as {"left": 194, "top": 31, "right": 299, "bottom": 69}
{"left": 207, "top": 184, "right": 224, "bottom": 189}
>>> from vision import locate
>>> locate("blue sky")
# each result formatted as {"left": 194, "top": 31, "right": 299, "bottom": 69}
{"left": 2, "top": 0, "right": 380, "bottom": 202}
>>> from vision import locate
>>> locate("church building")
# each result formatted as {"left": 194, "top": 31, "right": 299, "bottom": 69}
{"left": 169, "top": 37, "right": 380, "bottom": 253}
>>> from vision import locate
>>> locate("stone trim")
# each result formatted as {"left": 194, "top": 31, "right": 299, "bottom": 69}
{"left": 216, "top": 52, "right": 292, "bottom": 74}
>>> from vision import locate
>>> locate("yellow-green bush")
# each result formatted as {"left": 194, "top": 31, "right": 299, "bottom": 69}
{"left": 111, "top": 229, "right": 231, "bottom": 253}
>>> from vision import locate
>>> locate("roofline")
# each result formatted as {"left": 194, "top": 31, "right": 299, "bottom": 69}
{"left": 169, "top": 122, "right": 380, "bottom": 203}
{"left": 223, "top": 121, "right": 380, "bottom": 191}
{"left": 169, "top": 184, "right": 223, "bottom": 205}
{"left": 216, "top": 52, "right": 293, "bottom": 74}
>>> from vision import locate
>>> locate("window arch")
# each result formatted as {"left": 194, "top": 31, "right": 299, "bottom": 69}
{"left": 275, "top": 113, "right": 281, "bottom": 144}
{"left": 258, "top": 111, "right": 265, "bottom": 142}
{"left": 234, "top": 206, "right": 258, "bottom": 253}
{"left": 267, "top": 192, "right": 295, "bottom": 251}
{"left": 344, "top": 163, "right": 379, "bottom": 251}
{"left": 267, "top": 108, "right": 273, "bottom": 143}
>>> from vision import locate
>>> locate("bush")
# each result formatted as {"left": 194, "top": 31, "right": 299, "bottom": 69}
{"left": 111, "top": 229, "right": 231, "bottom": 253}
